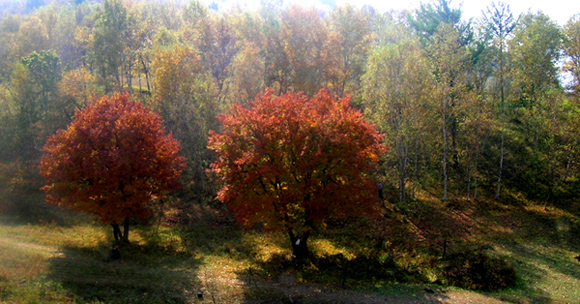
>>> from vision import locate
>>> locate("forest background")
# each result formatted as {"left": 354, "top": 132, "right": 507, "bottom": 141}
{"left": 1, "top": 0, "right": 579, "bottom": 211}
{"left": 1, "top": 0, "right": 580, "bottom": 302}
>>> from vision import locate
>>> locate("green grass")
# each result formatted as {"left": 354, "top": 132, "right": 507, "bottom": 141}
{"left": 0, "top": 215, "right": 201, "bottom": 304}
{"left": 478, "top": 203, "right": 580, "bottom": 304}
{"left": 0, "top": 194, "right": 579, "bottom": 303}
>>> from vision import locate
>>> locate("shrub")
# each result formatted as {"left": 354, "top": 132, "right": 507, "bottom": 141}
{"left": 443, "top": 249, "right": 517, "bottom": 290}
{"left": 346, "top": 252, "right": 397, "bottom": 280}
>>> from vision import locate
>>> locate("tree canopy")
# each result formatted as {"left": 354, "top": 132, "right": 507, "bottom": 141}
{"left": 208, "top": 88, "right": 386, "bottom": 258}
{"left": 40, "top": 92, "right": 186, "bottom": 242}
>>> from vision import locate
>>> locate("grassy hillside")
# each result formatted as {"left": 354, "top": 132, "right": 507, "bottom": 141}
{"left": 0, "top": 192, "right": 579, "bottom": 303}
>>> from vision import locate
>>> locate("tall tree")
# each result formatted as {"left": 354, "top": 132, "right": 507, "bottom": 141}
{"left": 208, "top": 88, "right": 386, "bottom": 259}
{"left": 509, "top": 12, "right": 562, "bottom": 107}
{"left": 40, "top": 93, "right": 186, "bottom": 243}
{"left": 325, "top": 4, "right": 372, "bottom": 97}
{"left": 88, "top": 0, "right": 128, "bottom": 92}
{"left": 258, "top": 0, "right": 292, "bottom": 95}
{"left": 224, "top": 10, "right": 267, "bottom": 104}
{"left": 362, "top": 33, "right": 434, "bottom": 205}
{"left": 508, "top": 12, "right": 563, "bottom": 198}
{"left": 151, "top": 44, "right": 218, "bottom": 197}
{"left": 53, "top": 5, "right": 84, "bottom": 70}
{"left": 12, "top": 50, "right": 62, "bottom": 162}
{"left": 427, "top": 24, "right": 472, "bottom": 201}
{"left": 196, "top": 14, "right": 239, "bottom": 101}
{"left": 482, "top": 1, "right": 517, "bottom": 200}
{"left": 0, "top": 84, "right": 17, "bottom": 162}
{"left": 408, "top": 0, "right": 471, "bottom": 45}
{"left": 409, "top": 0, "right": 473, "bottom": 200}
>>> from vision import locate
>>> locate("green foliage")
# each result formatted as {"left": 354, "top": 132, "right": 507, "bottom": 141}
{"left": 11, "top": 50, "right": 63, "bottom": 164}
{"left": 0, "top": 86, "right": 16, "bottom": 162}
{"left": 151, "top": 44, "right": 218, "bottom": 199}
{"left": 509, "top": 12, "right": 563, "bottom": 105}
{"left": 88, "top": 0, "right": 128, "bottom": 91}
{"left": 362, "top": 33, "right": 435, "bottom": 204}
{"left": 408, "top": 0, "right": 471, "bottom": 46}
{"left": 21, "top": 50, "right": 61, "bottom": 99}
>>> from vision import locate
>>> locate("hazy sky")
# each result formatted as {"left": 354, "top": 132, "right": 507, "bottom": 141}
{"left": 359, "top": 0, "right": 577, "bottom": 25}
{"left": 210, "top": 0, "right": 579, "bottom": 26}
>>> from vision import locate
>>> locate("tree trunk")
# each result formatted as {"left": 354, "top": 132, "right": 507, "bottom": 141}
{"left": 122, "top": 217, "right": 130, "bottom": 243}
{"left": 442, "top": 98, "right": 449, "bottom": 202}
{"left": 111, "top": 217, "right": 130, "bottom": 243}
{"left": 398, "top": 137, "right": 407, "bottom": 205}
{"left": 496, "top": 129, "right": 505, "bottom": 200}
{"left": 563, "top": 158, "right": 573, "bottom": 182}
{"left": 289, "top": 230, "right": 310, "bottom": 260}
{"left": 112, "top": 223, "right": 122, "bottom": 242}
{"left": 496, "top": 38, "right": 506, "bottom": 201}
{"left": 140, "top": 57, "right": 151, "bottom": 93}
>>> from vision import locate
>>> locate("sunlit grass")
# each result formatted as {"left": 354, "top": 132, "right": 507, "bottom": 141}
{"left": 0, "top": 193, "right": 579, "bottom": 303}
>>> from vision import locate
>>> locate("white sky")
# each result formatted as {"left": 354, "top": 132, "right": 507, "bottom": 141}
{"left": 211, "top": 0, "right": 579, "bottom": 26}
{"left": 362, "top": 0, "right": 577, "bottom": 25}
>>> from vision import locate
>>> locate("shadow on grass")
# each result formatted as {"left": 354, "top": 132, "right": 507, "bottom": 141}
{"left": 477, "top": 202, "right": 578, "bottom": 303}
{"left": 235, "top": 252, "right": 451, "bottom": 304}
{"left": 46, "top": 239, "right": 202, "bottom": 304}
{"left": 237, "top": 265, "right": 453, "bottom": 304}
{"left": 167, "top": 201, "right": 255, "bottom": 259}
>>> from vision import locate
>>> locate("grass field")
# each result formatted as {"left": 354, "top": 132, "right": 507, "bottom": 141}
{"left": 0, "top": 194, "right": 579, "bottom": 303}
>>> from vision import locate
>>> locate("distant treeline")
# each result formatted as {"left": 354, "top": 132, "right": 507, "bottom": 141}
{"left": 1, "top": 0, "right": 579, "bottom": 206}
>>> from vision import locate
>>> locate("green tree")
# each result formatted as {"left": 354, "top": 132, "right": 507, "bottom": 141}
{"left": 362, "top": 33, "right": 435, "bottom": 204}
{"left": 151, "top": 44, "right": 219, "bottom": 198}
{"left": 52, "top": 5, "right": 84, "bottom": 70}
{"left": 427, "top": 24, "right": 472, "bottom": 201}
{"left": 0, "top": 85, "right": 17, "bottom": 162}
{"left": 88, "top": 0, "right": 128, "bottom": 92}
{"left": 508, "top": 12, "right": 564, "bottom": 198}
{"left": 12, "top": 50, "right": 62, "bottom": 162}
{"left": 14, "top": 15, "right": 49, "bottom": 60}
{"left": 509, "top": 12, "right": 562, "bottom": 107}
{"left": 482, "top": 1, "right": 518, "bottom": 199}
{"left": 408, "top": 0, "right": 471, "bottom": 45}
{"left": 0, "top": 15, "right": 22, "bottom": 83}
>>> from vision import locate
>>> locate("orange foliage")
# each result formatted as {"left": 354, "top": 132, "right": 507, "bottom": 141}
{"left": 40, "top": 92, "right": 186, "bottom": 224}
{"left": 208, "top": 88, "right": 387, "bottom": 234}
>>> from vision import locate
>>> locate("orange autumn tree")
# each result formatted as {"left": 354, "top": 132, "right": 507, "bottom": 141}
{"left": 208, "top": 88, "right": 386, "bottom": 258}
{"left": 40, "top": 93, "right": 186, "bottom": 243}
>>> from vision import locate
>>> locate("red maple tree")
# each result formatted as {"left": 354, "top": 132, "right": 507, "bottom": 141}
{"left": 208, "top": 88, "right": 386, "bottom": 258}
{"left": 40, "top": 92, "right": 186, "bottom": 242}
